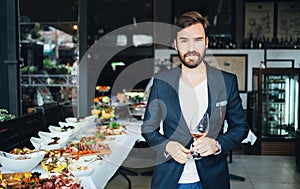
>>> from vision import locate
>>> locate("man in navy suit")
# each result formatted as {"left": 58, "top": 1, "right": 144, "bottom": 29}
{"left": 142, "top": 11, "right": 249, "bottom": 189}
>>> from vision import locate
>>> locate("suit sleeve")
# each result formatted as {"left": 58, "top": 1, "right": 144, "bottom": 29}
{"left": 141, "top": 78, "right": 169, "bottom": 158}
{"left": 216, "top": 74, "right": 249, "bottom": 154}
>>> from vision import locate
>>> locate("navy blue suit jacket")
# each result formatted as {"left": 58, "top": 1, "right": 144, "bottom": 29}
{"left": 141, "top": 63, "right": 249, "bottom": 189}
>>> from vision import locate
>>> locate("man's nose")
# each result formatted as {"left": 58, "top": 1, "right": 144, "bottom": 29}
{"left": 188, "top": 41, "right": 196, "bottom": 51}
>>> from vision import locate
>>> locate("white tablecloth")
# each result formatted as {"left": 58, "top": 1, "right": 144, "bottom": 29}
{"left": 0, "top": 120, "right": 143, "bottom": 189}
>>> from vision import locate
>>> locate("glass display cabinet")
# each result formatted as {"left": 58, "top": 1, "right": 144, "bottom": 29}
{"left": 250, "top": 68, "right": 300, "bottom": 155}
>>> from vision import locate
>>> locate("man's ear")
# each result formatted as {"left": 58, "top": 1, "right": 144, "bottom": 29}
{"left": 174, "top": 39, "right": 177, "bottom": 50}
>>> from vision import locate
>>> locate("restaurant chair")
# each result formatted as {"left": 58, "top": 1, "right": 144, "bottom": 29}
{"left": 17, "top": 111, "right": 45, "bottom": 148}
{"left": 0, "top": 111, "right": 45, "bottom": 151}
{"left": 41, "top": 105, "right": 65, "bottom": 129}
{"left": 62, "top": 104, "right": 75, "bottom": 118}
{"left": 0, "top": 118, "right": 22, "bottom": 151}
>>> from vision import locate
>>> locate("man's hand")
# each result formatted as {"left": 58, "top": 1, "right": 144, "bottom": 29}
{"left": 166, "top": 141, "right": 191, "bottom": 164}
{"left": 192, "top": 137, "right": 220, "bottom": 157}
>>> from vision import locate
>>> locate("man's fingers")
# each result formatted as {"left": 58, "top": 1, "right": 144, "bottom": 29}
{"left": 181, "top": 147, "right": 191, "bottom": 154}
{"left": 174, "top": 151, "right": 190, "bottom": 164}
{"left": 192, "top": 137, "right": 216, "bottom": 156}
{"left": 166, "top": 141, "right": 191, "bottom": 163}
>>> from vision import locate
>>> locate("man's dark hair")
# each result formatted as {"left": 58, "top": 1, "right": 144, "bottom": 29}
{"left": 174, "top": 11, "right": 209, "bottom": 38}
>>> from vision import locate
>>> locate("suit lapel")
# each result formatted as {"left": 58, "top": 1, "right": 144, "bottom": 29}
{"left": 167, "top": 68, "right": 181, "bottom": 113}
{"left": 206, "top": 63, "right": 227, "bottom": 138}
{"left": 206, "top": 64, "right": 219, "bottom": 115}
{"left": 166, "top": 68, "right": 191, "bottom": 144}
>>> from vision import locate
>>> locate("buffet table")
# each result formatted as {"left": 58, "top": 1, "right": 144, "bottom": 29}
{"left": 0, "top": 119, "right": 143, "bottom": 189}
{"left": 76, "top": 123, "right": 142, "bottom": 189}
{"left": 1, "top": 117, "right": 256, "bottom": 188}
{"left": 87, "top": 120, "right": 143, "bottom": 189}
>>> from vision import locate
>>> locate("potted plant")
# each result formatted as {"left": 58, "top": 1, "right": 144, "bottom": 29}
{"left": 0, "top": 109, "right": 16, "bottom": 122}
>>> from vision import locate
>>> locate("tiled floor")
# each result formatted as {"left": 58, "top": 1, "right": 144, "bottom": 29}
{"left": 230, "top": 155, "right": 300, "bottom": 189}
{"left": 105, "top": 155, "right": 300, "bottom": 189}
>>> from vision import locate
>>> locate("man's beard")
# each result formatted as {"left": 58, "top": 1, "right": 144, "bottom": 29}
{"left": 178, "top": 50, "right": 206, "bottom": 69}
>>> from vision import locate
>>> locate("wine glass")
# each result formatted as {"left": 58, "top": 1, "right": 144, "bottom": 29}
{"left": 189, "top": 112, "right": 210, "bottom": 160}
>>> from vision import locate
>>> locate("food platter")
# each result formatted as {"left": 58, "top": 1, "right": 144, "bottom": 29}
{"left": 41, "top": 156, "right": 69, "bottom": 173}
{"left": 0, "top": 170, "right": 82, "bottom": 189}
{"left": 0, "top": 114, "right": 137, "bottom": 189}
{"left": 96, "top": 121, "right": 127, "bottom": 137}
{"left": 0, "top": 171, "right": 33, "bottom": 188}
{"left": 42, "top": 139, "right": 112, "bottom": 161}
{"left": 64, "top": 141, "right": 112, "bottom": 157}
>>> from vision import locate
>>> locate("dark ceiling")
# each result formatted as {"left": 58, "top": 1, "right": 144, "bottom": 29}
{"left": 19, "top": 0, "right": 233, "bottom": 37}
{"left": 19, "top": 0, "right": 79, "bottom": 35}
{"left": 173, "top": 0, "right": 233, "bottom": 36}
{"left": 19, "top": 0, "right": 153, "bottom": 35}
{"left": 87, "top": 0, "right": 153, "bottom": 37}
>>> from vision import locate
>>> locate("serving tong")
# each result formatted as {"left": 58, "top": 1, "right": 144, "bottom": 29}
{"left": 83, "top": 155, "right": 102, "bottom": 165}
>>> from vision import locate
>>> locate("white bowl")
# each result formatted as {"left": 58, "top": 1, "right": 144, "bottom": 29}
{"left": 68, "top": 163, "right": 93, "bottom": 177}
{"left": 80, "top": 115, "right": 97, "bottom": 123}
{"left": 30, "top": 136, "right": 68, "bottom": 151}
{"left": 66, "top": 115, "right": 97, "bottom": 123}
{"left": 58, "top": 122, "right": 81, "bottom": 137}
{"left": 65, "top": 117, "right": 78, "bottom": 123}
{"left": 48, "top": 125, "right": 76, "bottom": 138}
{"left": 59, "top": 121, "right": 92, "bottom": 137}
{"left": 58, "top": 121, "right": 79, "bottom": 129}
{"left": 59, "top": 121, "right": 77, "bottom": 126}
{"left": 38, "top": 131, "right": 66, "bottom": 139}
{"left": 39, "top": 130, "right": 74, "bottom": 140}
{"left": 0, "top": 150, "right": 45, "bottom": 172}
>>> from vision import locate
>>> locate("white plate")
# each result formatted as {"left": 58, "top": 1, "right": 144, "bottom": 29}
{"left": 68, "top": 164, "right": 93, "bottom": 177}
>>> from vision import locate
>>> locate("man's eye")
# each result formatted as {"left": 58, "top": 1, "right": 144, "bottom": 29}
{"left": 180, "top": 39, "right": 187, "bottom": 43}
